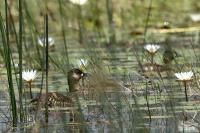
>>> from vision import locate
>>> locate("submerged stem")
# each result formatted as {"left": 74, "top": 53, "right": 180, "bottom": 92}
{"left": 150, "top": 54, "right": 154, "bottom": 65}
{"left": 28, "top": 81, "right": 33, "bottom": 99}
{"left": 145, "top": 82, "right": 151, "bottom": 122}
{"left": 183, "top": 81, "right": 188, "bottom": 102}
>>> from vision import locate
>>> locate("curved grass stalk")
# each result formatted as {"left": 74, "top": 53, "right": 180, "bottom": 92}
{"left": 58, "top": 0, "right": 70, "bottom": 66}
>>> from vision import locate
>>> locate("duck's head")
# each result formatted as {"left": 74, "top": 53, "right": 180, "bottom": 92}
{"left": 69, "top": 68, "right": 86, "bottom": 80}
{"left": 68, "top": 68, "right": 87, "bottom": 92}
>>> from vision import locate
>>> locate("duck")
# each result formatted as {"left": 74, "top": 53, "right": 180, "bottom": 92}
{"left": 163, "top": 37, "right": 179, "bottom": 65}
{"left": 31, "top": 68, "right": 86, "bottom": 107}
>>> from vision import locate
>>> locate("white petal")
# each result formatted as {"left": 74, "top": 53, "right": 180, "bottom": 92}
{"left": 69, "top": 0, "right": 87, "bottom": 5}
{"left": 22, "top": 69, "right": 37, "bottom": 82}
{"left": 175, "top": 71, "right": 193, "bottom": 81}
{"left": 38, "top": 37, "right": 54, "bottom": 47}
{"left": 144, "top": 44, "right": 160, "bottom": 53}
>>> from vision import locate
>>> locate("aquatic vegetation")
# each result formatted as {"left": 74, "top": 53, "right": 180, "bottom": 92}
{"left": 22, "top": 69, "right": 37, "bottom": 98}
{"left": 22, "top": 69, "right": 37, "bottom": 82}
{"left": 189, "top": 14, "right": 200, "bottom": 22}
{"left": 144, "top": 44, "right": 160, "bottom": 54}
{"left": 175, "top": 71, "right": 193, "bottom": 102}
{"left": 174, "top": 71, "right": 193, "bottom": 81}
{"left": 77, "top": 59, "right": 88, "bottom": 67}
{"left": 0, "top": 0, "right": 200, "bottom": 132}
{"left": 69, "top": 0, "right": 88, "bottom": 5}
{"left": 38, "top": 37, "right": 55, "bottom": 47}
{"left": 144, "top": 44, "right": 160, "bottom": 64}
{"left": 76, "top": 58, "right": 88, "bottom": 71}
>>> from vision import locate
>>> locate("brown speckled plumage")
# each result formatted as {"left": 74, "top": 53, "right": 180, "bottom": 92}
{"left": 31, "top": 68, "right": 85, "bottom": 107}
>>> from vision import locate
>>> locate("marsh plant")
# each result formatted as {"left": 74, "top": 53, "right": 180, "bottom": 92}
{"left": 38, "top": 36, "right": 55, "bottom": 47}
{"left": 69, "top": 0, "right": 88, "bottom": 5}
{"left": 22, "top": 69, "right": 37, "bottom": 99}
{"left": 69, "top": 0, "right": 88, "bottom": 44}
{"left": 77, "top": 59, "right": 88, "bottom": 71}
{"left": 0, "top": 0, "right": 200, "bottom": 132}
{"left": 175, "top": 71, "right": 193, "bottom": 102}
{"left": 144, "top": 44, "right": 160, "bottom": 65}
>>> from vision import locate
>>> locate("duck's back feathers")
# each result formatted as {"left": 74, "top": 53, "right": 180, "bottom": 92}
{"left": 31, "top": 92, "right": 74, "bottom": 107}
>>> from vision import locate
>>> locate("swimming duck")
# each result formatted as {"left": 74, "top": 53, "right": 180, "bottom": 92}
{"left": 31, "top": 68, "right": 85, "bottom": 107}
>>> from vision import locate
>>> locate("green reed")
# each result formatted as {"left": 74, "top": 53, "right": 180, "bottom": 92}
{"left": 0, "top": 0, "right": 200, "bottom": 132}
{"left": 77, "top": 4, "right": 84, "bottom": 45}
{"left": 58, "top": 0, "right": 69, "bottom": 66}
{"left": 18, "top": 0, "right": 24, "bottom": 123}
{"left": 106, "top": 0, "right": 116, "bottom": 45}
{"left": 23, "top": 2, "right": 39, "bottom": 64}
{"left": 143, "top": 0, "right": 153, "bottom": 40}
{"left": 23, "top": 0, "right": 45, "bottom": 98}
{"left": 7, "top": 2, "right": 20, "bottom": 88}
{"left": 44, "top": 14, "right": 49, "bottom": 123}
{"left": 0, "top": 0, "right": 18, "bottom": 127}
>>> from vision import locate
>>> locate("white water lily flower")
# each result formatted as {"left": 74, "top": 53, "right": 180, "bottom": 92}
{"left": 144, "top": 44, "right": 160, "bottom": 53}
{"left": 190, "top": 14, "right": 200, "bottom": 22}
{"left": 38, "top": 37, "right": 54, "bottom": 47}
{"left": 163, "top": 21, "right": 169, "bottom": 26}
{"left": 174, "top": 71, "right": 193, "bottom": 81}
{"left": 22, "top": 70, "right": 37, "bottom": 82}
{"left": 69, "top": 0, "right": 87, "bottom": 5}
{"left": 14, "top": 63, "right": 19, "bottom": 68}
{"left": 77, "top": 59, "right": 88, "bottom": 67}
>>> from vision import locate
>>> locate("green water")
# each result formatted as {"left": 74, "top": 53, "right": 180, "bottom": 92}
{"left": 1, "top": 1, "right": 200, "bottom": 131}
{"left": 0, "top": 31, "right": 200, "bottom": 132}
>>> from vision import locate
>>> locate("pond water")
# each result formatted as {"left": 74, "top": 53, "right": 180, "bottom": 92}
{"left": 0, "top": 31, "right": 200, "bottom": 133}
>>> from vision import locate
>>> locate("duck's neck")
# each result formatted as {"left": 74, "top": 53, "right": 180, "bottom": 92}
{"left": 68, "top": 76, "right": 79, "bottom": 92}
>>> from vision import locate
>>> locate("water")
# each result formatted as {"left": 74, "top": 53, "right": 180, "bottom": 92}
{"left": 1, "top": 32, "right": 200, "bottom": 132}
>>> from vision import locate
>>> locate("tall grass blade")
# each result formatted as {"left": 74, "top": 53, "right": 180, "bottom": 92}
{"left": 18, "top": 0, "right": 24, "bottom": 123}
{"left": 45, "top": 14, "right": 49, "bottom": 123}
{"left": 77, "top": 4, "right": 84, "bottom": 44}
{"left": 106, "top": 0, "right": 116, "bottom": 45}
{"left": 143, "top": 0, "right": 153, "bottom": 43}
{"left": 58, "top": 0, "right": 69, "bottom": 66}
{"left": 0, "top": 0, "right": 18, "bottom": 127}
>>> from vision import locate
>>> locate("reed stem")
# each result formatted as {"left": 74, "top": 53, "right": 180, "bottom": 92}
{"left": 18, "top": 0, "right": 24, "bottom": 122}
{"left": 45, "top": 14, "right": 49, "bottom": 123}
{"left": 77, "top": 4, "right": 83, "bottom": 44}
{"left": 106, "top": 0, "right": 116, "bottom": 45}
{"left": 143, "top": 0, "right": 153, "bottom": 41}
{"left": 58, "top": 0, "right": 69, "bottom": 66}
{"left": 3, "top": 0, "right": 18, "bottom": 127}
{"left": 150, "top": 53, "right": 154, "bottom": 65}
